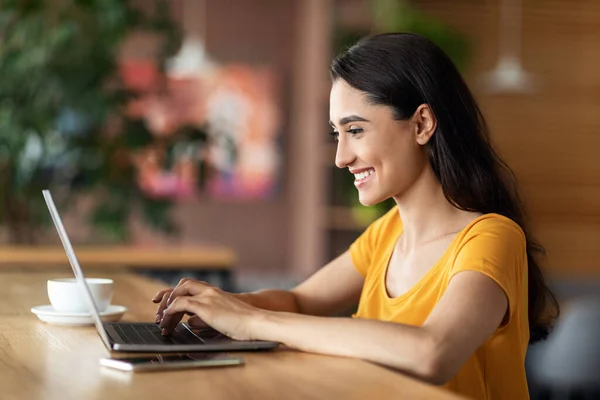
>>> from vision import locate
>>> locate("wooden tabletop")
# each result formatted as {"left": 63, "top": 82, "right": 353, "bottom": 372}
{"left": 0, "top": 245, "right": 236, "bottom": 270}
{"left": 0, "top": 271, "right": 463, "bottom": 400}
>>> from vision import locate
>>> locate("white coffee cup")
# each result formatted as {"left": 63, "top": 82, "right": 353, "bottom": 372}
{"left": 47, "top": 278, "right": 114, "bottom": 313}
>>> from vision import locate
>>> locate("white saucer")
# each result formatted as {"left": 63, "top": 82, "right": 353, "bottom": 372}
{"left": 31, "top": 305, "right": 128, "bottom": 326}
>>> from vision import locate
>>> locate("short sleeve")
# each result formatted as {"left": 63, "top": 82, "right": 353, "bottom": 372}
{"left": 450, "top": 216, "right": 527, "bottom": 327}
{"left": 349, "top": 206, "right": 400, "bottom": 278}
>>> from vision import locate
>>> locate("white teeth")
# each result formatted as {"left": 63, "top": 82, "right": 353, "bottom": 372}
{"left": 353, "top": 169, "right": 374, "bottom": 181}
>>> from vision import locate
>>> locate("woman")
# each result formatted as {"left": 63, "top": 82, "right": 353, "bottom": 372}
{"left": 153, "top": 33, "right": 558, "bottom": 399}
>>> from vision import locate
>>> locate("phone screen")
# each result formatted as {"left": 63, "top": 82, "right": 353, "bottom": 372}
{"left": 100, "top": 353, "right": 244, "bottom": 371}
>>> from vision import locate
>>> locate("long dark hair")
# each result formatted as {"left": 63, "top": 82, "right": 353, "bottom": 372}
{"left": 331, "top": 32, "right": 558, "bottom": 343}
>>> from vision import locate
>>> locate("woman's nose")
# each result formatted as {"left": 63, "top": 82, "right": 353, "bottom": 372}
{"left": 334, "top": 138, "right": 355, "bottom": 169}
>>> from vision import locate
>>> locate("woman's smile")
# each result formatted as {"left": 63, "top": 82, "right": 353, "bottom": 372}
{"left": 350, "top": 167, "right": 375, "bottom": 188}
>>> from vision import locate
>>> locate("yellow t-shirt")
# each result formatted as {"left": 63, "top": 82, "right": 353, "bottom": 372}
{"left": 350, "top": 206, "right": 529, "bottom": 400}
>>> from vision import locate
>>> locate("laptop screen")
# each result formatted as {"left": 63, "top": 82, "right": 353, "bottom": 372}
{"left": 42, "top": 190, "right": 113, "bottom": 350}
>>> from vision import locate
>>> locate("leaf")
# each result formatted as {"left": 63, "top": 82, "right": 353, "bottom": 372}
{"left": 122, "top": 119, "right": 154, "bottom": 150}
{"left": 140, "top": 196, "right": 177, "bottom": 235}
{"left": 89, "top": 189, "right": 132, "bottom": 241}
{"left": 0, "top": 0, "right": 181, "bottom": 243}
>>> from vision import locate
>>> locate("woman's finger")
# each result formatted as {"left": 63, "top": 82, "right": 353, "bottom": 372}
{"left": 152, "top": 288, "right": 172, "bottom": 303}
{"left": 156, "top": 290, "right": 173, "bottom": 323}
{"left": 164, "top": 311, "right": 184, "bottom": 335}
{"left": 160, "top": 297, "right": 205, "bottom": 335}
{"left": 156, "top": 279, "right": 201, "bottom": 325}
{"left": 164, "top": 278, "right": 193, "bottom": 306}
{"left": 170, "top": 278, "right": 192, "bottom": 295}
{"left": 166, "top": 280, "right": 213, "bottom": 307}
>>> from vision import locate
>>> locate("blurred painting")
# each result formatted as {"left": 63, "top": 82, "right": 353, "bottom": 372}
{"left": 120, "top": 59, "right": 282, "bottom": 200}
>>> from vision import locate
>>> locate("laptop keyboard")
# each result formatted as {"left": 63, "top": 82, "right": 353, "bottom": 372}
{"left": 110, "top": 323, "right": 221, "bottom": 345}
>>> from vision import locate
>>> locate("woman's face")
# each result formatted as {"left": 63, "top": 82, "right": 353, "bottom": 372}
{"left": 329, "top": 79, "right": 430, "bottom": 206}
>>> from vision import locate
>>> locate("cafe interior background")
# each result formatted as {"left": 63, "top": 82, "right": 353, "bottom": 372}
{"left": 1, "top": 0, "right": 599, "bottom": 397}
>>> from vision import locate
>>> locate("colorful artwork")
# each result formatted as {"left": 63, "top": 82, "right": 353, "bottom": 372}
{"left": 120, "top": 59, "right": 282, "bottom": 200}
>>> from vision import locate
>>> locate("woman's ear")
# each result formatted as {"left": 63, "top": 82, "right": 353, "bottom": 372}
{"left": 413, "top": 104, "right": 437, "bottom": 145}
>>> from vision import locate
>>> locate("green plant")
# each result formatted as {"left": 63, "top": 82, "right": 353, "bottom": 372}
{"left": 0, "top": 0, "right": 183, "bottom": 243}
{"left": 371, "top": 0, "right": 469, "bottom": 70}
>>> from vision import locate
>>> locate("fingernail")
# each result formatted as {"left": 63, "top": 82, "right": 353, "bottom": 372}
{"left": 155, "top": 314, "right": 160, "bottom": 324}
{"left": 161, "top": 328, "right": 168, "bottom": 336}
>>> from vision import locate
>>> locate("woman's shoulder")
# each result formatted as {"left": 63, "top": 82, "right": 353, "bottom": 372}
{"left": 459, "top": 213, "right": 527, "bottom": 249}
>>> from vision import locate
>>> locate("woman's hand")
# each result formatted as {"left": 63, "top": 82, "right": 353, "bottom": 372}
{"left": 152, "top": 287, "right": 175, "bottom": 323}
{"left": 152, "top": 278, "right": 264, "bottom": 340}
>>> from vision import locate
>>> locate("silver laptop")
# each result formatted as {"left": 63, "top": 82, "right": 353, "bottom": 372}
{"left": 42, "top": 190, "right": 278, "bottom": 352}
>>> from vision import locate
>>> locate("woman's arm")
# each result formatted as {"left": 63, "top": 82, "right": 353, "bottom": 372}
{"left": 158, "top": 262, "right": 507, "bottom": 384}
{"left": 249, "top": 270, "right": 507, "bottom": 384}
{"left": 154, "top": 251, "right": 364, "bottom": 317}
{"left": 236, "top": 251, "right": 363, "bottom": 316}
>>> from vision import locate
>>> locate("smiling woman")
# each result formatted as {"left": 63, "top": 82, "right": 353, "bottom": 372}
{"left": 329, "top": 79, "right": 432, "bottom": 207}
{"left": 153, "top": 33, "right": 559, "bottom": 400}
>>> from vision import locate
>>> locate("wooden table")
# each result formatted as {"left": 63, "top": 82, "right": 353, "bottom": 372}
{"left": 0, "top": 245, "right": 237, "bottom": 290}
{"left": 0, "top": 271, "right": 463, "bottom": 400}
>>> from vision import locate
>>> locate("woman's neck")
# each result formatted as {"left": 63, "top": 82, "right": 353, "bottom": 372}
{"left": 393, "top": 165, "right": 477, "bottom": 250}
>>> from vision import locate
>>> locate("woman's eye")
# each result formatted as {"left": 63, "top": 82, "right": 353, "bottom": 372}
{"left": 329, "top": 131, "right": 339, "bottom": 142}
{"left": 347, "top": 127, "right": 363, "bottom": 134}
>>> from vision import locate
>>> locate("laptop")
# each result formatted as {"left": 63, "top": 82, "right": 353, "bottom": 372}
{"left": 42, "top": 190, "right": 279, "bottom": 353}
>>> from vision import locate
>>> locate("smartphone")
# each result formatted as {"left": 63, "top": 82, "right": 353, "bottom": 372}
{"left": 100, "top": 353, "right": 244, "bottom": 372}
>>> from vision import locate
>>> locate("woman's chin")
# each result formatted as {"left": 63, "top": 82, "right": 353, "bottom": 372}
{"left": 357, "top": 192, "right": 383, "bottom": 207}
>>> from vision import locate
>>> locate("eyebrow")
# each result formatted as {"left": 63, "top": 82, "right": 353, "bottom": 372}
{"left": 329, "top": 115, "right": 370, "bottom": 128}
